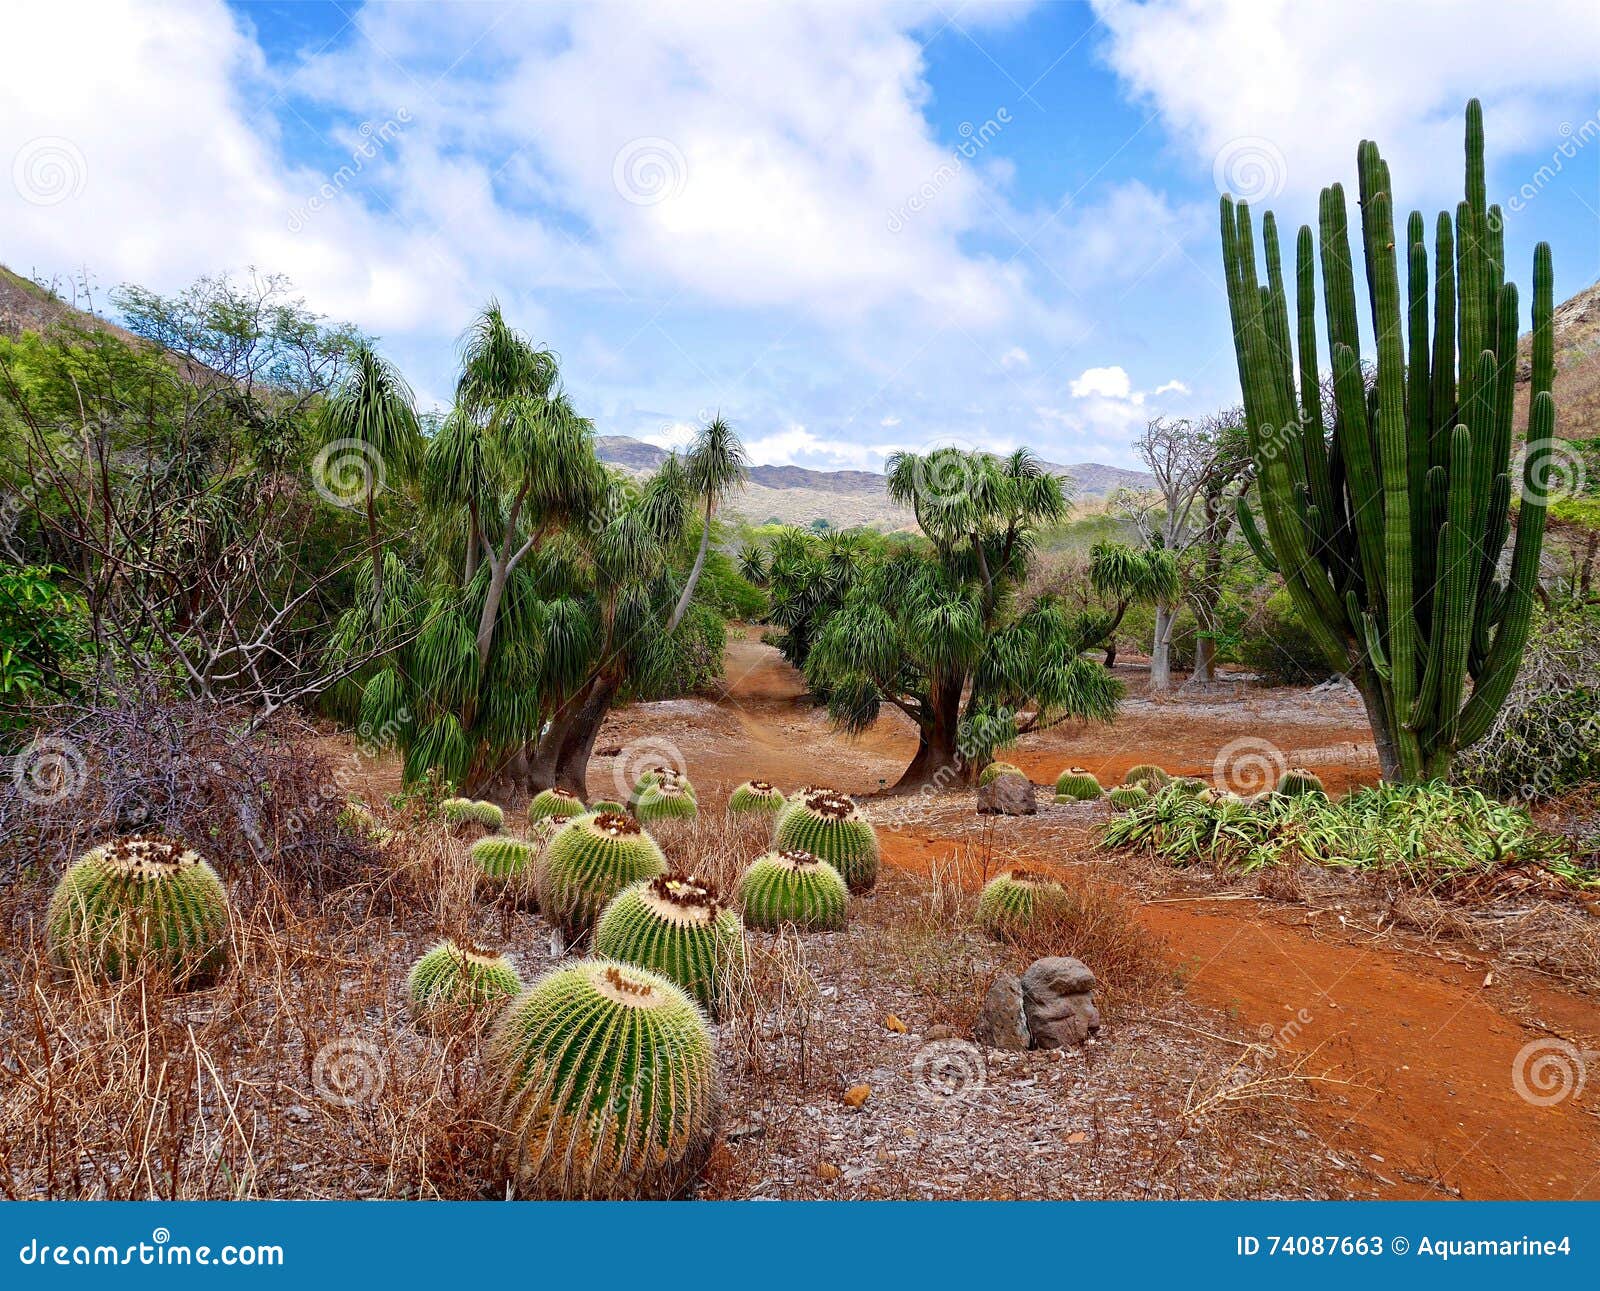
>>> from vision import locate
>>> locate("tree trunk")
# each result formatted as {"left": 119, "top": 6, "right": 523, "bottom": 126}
{"left": 527, "top": 705, "right": 577, "bottom": 792}
{"left": 667, "top": 502, "right": 713, "bottom": 634}
{"left": 1150, "top": 600, "right": 1174, "bottom": 692}
{"left": 553, "top": 675, "right": 620, "bottom": 797}
{"left": 890, "top": 676, "right": 963, "bottom": 791}
{"left": 366, "top": 485, "right": 383, "bottom": 608}
{"left": 1190, "top": 633, "right": 1216, "bottom": 686}
{"left": 1352, "top": 662, "right": 1401, "bottom": 782}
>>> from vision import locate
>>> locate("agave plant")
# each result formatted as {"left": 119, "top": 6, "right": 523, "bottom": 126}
{"left": 727, "top": 779, "right": 786, "bottom": 816}
{"left": 737, "top": 850, "right": 850, "bottom": 931}
{"left": 488, "top": 960, "right": 717, "bottom": 1198}
{"left": 529, "top": 786, "right": 585, "bottom": 822}
{"left": 772, "top": 788, "right": 879, "bottom": 893}
{"left": 536, "top": 812, "right": 668, "bottom": 941}
{"left": 407, "top": 938, "right": 523, "bottom": 1024}
{"left": 594, "top": 873, "right": 745, "bottom": 1017}
{"left": 47, "top": 838, "right": 231, "bottom": 986}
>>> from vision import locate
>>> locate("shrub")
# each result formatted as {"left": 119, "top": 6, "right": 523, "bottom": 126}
{"left": 772, "top": 788, "right": 879, "bottom": 893}
{"left": 528, "top": 787, "right": 585, "bottom": 822}
{"left": 975, "top": 868, "right": 1066, "bottom": 940}
{"left": 1236, "top": 587, "right": 1334, "bottom": 685}
{"left": 536, "top": 812, "right": 667, "bottom": 941}
{"left": 1054, "top": 767, "right": 1102, "bottom": 800}
{"left": 406, "top": 938, "right": 522, "bottom": 1024}
{"left": 727, "top": 779, "right": 786, "bottom": 816}
{"left": 47, "top": 838, "right": 231, "bottom": 986}
{"left": 487, "top": 961, "right": 716, "bottom": 1198}
{"left": 593, "top": 873, "right": 745, "bottom": 1017}
{"left": 736, "top": 849, "right": 849, "bottom": 931}
{"left": 634, "top": 781, "right": 698, "bottom": 824}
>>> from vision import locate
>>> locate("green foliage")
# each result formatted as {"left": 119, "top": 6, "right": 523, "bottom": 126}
{"left": 529, "top": 787, "right": 585, "bottom": 821}
{"left": 727, "top": 779, "right": 786, "bottom": 816}
{"left": 1054, "top": 767, "right": 1103, "bottom": 800}
{"left": 1107, "top": 785, "right": 1149, "bottom": 810}
{"left": 1123, "top": 764, "right": 1170, "bottom": 789}
{"left": 0, "top": 566, "right": 87, "bottom": 743}
{"left": 975, "top": 868, "right": 1067, "bottom": 940}
{"left": 593, "top": 873, "right": 745, "bottom": 1017}
{"left": 439, "top": 797, "right": 503, "bottom": 830}
{"left": 537, "top": 812, "right": 668, "bottom": 940}
{"left": 46, "top": 838, "right": 231, "bottom": 985}
{"left": 407, "top": 938, "right": 522, "bottom": 1023}
{"left": 771, "top": 789, "right": 879, "bottom": 892}
{"left": 634, "top": 781, "right": 699, "bottom": 823}
{"left": 1235, "top": 587, "right": 1332, "bottom": 685}
{"left": 1274, "top": 768, "right": 1326, "bottom": 797}
{"left": 978, "top": 760, "right": 1024, "bottom": 786}
{"left": 487, "top": 960, "right": 717, "bottom": 1198}
{"left": 1220, "top": 101, "right": 1555, "bottom": 780}
{"left": 736, "top": 850, "right": 849, "bottom": 931}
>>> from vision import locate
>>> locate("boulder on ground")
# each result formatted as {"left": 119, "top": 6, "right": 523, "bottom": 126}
{"left": 977, "top": 772, "right": 1036, "bottom": 816}
{"left": 973, "top": 972, "right": 1030, "bottom": 1050}
{"left": 1020, "top": 956, "right": 1101, "bottom": 1048}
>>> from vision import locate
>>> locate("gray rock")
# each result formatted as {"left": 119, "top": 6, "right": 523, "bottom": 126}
{"left": 1021, "top": 956, "right": 1101, "bottom": 1048}
{"left": 974, "top": 972, "right": 1030, "bottom": 1050}
{"left": 977, "top": 772, "right": 1036, "bottom": 816}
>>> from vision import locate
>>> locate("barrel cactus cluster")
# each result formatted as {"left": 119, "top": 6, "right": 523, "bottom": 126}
{"left": 440, "top": 797, "right": 504, "bottom": 831}
{"left": 407, "top": 938, "right": 523, "bottom": 1024}
{"left": 470, "top": 834, "right": 542, "bottom": 905}
{"left": 634, "top": 780, "right": 698, "bottom": 824}
{"left": 1054, "top": 767, "right": 1102, "bottom": 801}
{"left": 736, "top": 849, "right": 850, "bottom": 931}
{"left": 975, "top": 868, "right": 1067, "bottom": 940}
{"left": 487, "top": 960, "right": 717, "bottom": 1199}
{"left": 630, "top": 767, "right": 695, "bottom": 809}
{"left": 1221, "top": 100, "right": 1554, "bottom": 782}
{"left": 1274, "top": 768, "right": 1326, "bottom": 798}
{"left": 528, "top": 787, "right": 585, "bottom": 822}
{"left": 46, "top": 838, "right": 231, "bottom": 987}
{"left": 727, "top": 779, "right": 786, "bottom": 816}
{"left": 536, "top": 812, "right": 668, "bottom": 941}
{"left": 1108, "top": 785, "right": 1150, "bottom": 810}
{"left": 594, "top": 873, "right": 745, "bottom": 1017}
{"left": 978, "top": 760, "right": 1024, "bottom": 787}
{"left": 1123, "top": 765, "right": 1170, "bottom": 790}
{"left": 772, "top": 788, "right": 879, "bottom": 893}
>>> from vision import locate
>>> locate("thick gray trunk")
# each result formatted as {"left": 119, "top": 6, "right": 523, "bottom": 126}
{"left": 1150, "top": 601, "right": 1174, "bottom": 692}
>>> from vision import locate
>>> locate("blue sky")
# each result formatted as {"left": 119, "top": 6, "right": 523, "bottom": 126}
{"left": 3, "top": 1, "right": 1598, "bottom": 470}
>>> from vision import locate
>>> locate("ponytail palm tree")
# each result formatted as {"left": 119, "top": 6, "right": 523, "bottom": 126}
{"left": 667, "top": 415, "right": 748, "bottom": 632}
{"left": 1086, "top": 541, "right": 1179, "bottom": 666}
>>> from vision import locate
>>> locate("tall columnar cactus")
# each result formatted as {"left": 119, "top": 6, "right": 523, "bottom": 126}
{"left": 407, "top": 938, "right": 523, "bottom": 1024}
{"left": 440, "top": 797, "right": 504, "bottom": 830}
{"left": 47, "top": 838, "right": 231, "bottom": 986}
{"left": 529, "top": 787, "right": 585, "bottom": 822}
{"left": 975, "top": 868, "right": 1067, "bottom": 940}
{"left": 736, "top": 849, "right": 850, "bottom": 931}
{"left": 771, "top": 788, "right": 879, "bottom": 893}
{"left": 488, "top": 960, "right": 717, "bottom": 1199}
{"left": 536, "top": 812, "right": 668, "bottom": 941}
{"left": 1054, "top": 767, "right": 1103, "bottom": 801}
{"left": 727, "top": 779, "right": 786, "bottom": 816}
{"left": 978, "top": 760, "right": 1024, "bottom": 787}
{"left": 594, "top": 873, "right": 745, "bottom": 1017}
{"left": 634, "top": 781, "right": 698, "bottom": 824}
{"left": 1221, "top": 100, "right": 1555, "bottom": 782}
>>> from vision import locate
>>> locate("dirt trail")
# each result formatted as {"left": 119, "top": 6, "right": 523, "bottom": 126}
{"left": 615, "top": 627, "right": 1600, "bottom": 1201}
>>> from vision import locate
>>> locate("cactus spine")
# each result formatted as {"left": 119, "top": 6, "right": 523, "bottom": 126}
{"left": 771, "top": 788, "right": 879, "bottom": 893}
{"left": 47, "top": 838, "right": 231, "bottom": 986}
{"left": 528, "top": 787, "right": 585, "bottom": 822}
{"left": 1221, "top": 101, "right": 1554, "bottom": 781}
{"left": 727, "top": 779, "right": 786, "bottom": 816}
{"left": 1054, "top": 767, "right": 1103, "bottom": 800}
{"left": 470, "top": 834, "right": 541, "bottom": 905}
{"left": 594, "top": 873, "right": 745, "bottom": 1017}
{"left": 976, "top": 868, "right": 1066, "bottom": 940}
{"left": 407, "top": 938, "right": 522, "bottom": 1023}
{"left": 736, "top": 849, "right": 849, "bottom": 931}
{"left": 536, "top": 812, "right": 667, "bottom": 941}
{"left": 488, "top": 961, "right": 717, "bottom": 1199}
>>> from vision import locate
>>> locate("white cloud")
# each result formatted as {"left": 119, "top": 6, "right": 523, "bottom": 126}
{"left": 1070, "top": 366, "right": 1133, "bottom": 399}
{"left": 1000, "top": 346, "right": 1030, "bottom": 371}
{"left": 1090, "top": 0, "right": 1600, "bottom": 208}
{"left": 1041, "top": 364, "right": 1190, "bottom": 452}
{"left": 745, "top": 423, "right": 893, "bottom": 471}
{"left": 1153, "top": 379, "right": 1190, "bottom": 397}
{"left": 879, "top": 415, "right": 902, "bottom": 428}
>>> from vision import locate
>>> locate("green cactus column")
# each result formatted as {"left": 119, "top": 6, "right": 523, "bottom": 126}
{"left": 1220, "top": 99, "right": 1554, "bottom": 782}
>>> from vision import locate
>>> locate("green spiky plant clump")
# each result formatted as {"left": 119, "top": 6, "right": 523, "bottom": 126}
{"left": 978, "top": 760, "right": 1025, "bottom": 786}
{"left": 47, "top": 838, "right": 231, "bottom": 986}
{"left": 772, "top": 788, "right": 879, "bottom": 893}
{"left": 727, "top": 779, "right": 786, "bottom": 816}
{"left": 634, "top": 781, "right": 698, "bottom": 824}
{"left": 1174, "top": 777, "right": 1210, "bottom": 796}
{"left": 529, "top": 787, "right": 585, "bottom": 822}
{"left": 487, "top": 960, "right": 717, "bottom": 1199}
{"left": 537, "top": 812, "right": 668, "bottom": 941}
{"left": 1274, "top": 768, "right": 1326, "bottom": 798}
{"left": 1221, "top": 101, "right": 1555, "bottom": 782}
{"left": 975, "top": 868, "right": 1067, "bottom": 940}
{"left": 736, "top": 849, "right": 850, "bottom": 931}
{"left": 1108, "top": 785, "right": 1150, "bottom": 810}
{"left": 593, "top": 873, "right": 745, "bottom": 1017}
{"left": 1123, "top": 764, "right": 1171, "bottom": 789}
{"left": 470, "top": 834, "right": 542, "bottom": 905}
{"left": 407, "top": 938, "right": 523, "bottom": 1024}
{"left": 440, "top": 797, "right": 504, "bottom": 830}
{"left": 1054, "top": 767, "right": 1102, "bottom": 800}
{"left": 588, "top": 800, "right": 627, "bottom": 816}
{"left": 630, "top": 767, "right": 696, "bottom": 809}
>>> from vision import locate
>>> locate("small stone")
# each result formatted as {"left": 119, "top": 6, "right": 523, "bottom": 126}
{"left": 923, "top": 1023, "right": 958, "bottom": 1041}
{"left": 1021, "top": 956, "right": 1101, "bottom": 1049}
{"left": 1066, "top": 1131, "right": 1089, "bottom": 1145}
{"left": 843, "top": 1084, "right": 871, "bottom": 1108}
{"left": 974, "top": 972, "right": 1030, "bottom": 1050}
{"left": 977, "top": 772, "right": 1036, "bottom": 816}
{"left": 817, "top": 1162, "right": 841, "bottom": 1181}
